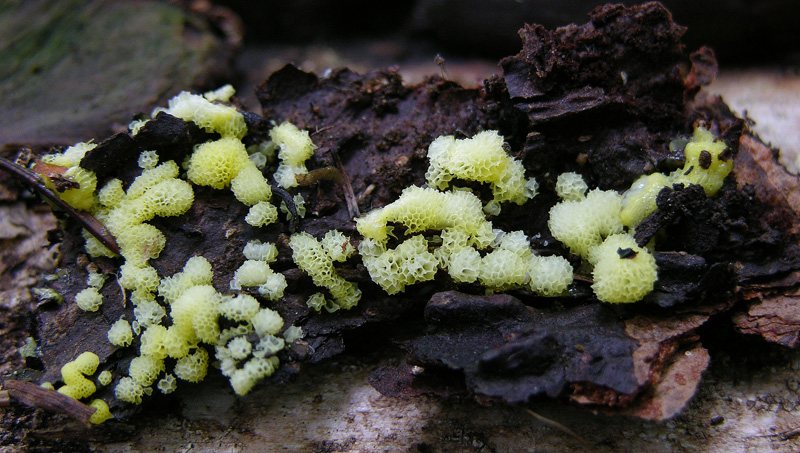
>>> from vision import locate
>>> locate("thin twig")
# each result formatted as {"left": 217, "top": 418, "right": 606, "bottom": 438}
{"left": 310, "top": 125, "right": 333, "bottom": 137}
{"left": 294, "top": 167, "right": 343, "bottom": 186}
{"left": 572, "top": 274, "right": 594, "bottom": 284}
{"left": 333, "top": 153, "right": 360, "bottom": 219}
{"left": 0, "top": 157, "right": 120, "bottom": 254}
{"left": 270, "top": 184, "right": 299, "bottom": 232}
{"left": 116, "top": 274, "right": 127, "bottom": 308}
{"left": 4, "top": 380, "right": 96, "bottom": 424}
{"left": 756, "top": 426, "right": 800, "bottom": 441}
{"left": 525, "top": 408, "right": 588, "bottom": 446}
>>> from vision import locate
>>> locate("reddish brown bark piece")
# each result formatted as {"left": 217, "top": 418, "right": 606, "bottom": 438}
{"left": 728, "top": 135, "right": 800, "bottom": 346}
{"left": 733, "top": 290, "right": 800, "bottom": 348}
{"left": 734, "top": 271, "right": 800, "bottom": 347}
{"left": 626, "top": 313, "right": 709, "bottom": 390}
{"left": 734, "top": 134, "right": 800, "bottom": 238}
{"left": 624, "top": 344, "right": 710, "bottom": 421}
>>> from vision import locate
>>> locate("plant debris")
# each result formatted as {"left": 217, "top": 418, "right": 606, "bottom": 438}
{"left": 3, "top": 1, "right": 800, "bottom": 431}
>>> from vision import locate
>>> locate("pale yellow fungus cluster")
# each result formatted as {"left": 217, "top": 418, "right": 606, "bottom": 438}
{"left": 357, "top": 186, "right": 495, "bottom": 247}
{"left": 620, "top": 126, "right": 732, "bottom": 227}
{"left": 243, "top": 239, "right": 279, "bottom": 262}
{"left": 75, "top": 268, "right": 108, "bottom": 312}
{"left": 158, "top": 255, "right": 214, "bottom": 303}
{"left": 226, "top": 336, "right": 253, "bottom": 360}
{"left": 41, "top": 88, "right": 326, "bottom": 419}
{"left": 250, "top": 308, "right": 284, "bottom": 337}
{"left": 158, "top": 88, "right": 247, "bottom": 139}
{"left": 271, "top": 122, "right": 317, "bottom": 188}
{"left": 290, "top": 231, "right": 362, "bottom": 311}
{"left": 133, "top": 296, "right": 166, "bottom": 329}
{"left": 129, "top": 119, "right": 148, "bottom": 136}
{"left": 425, "top": 131, "right": 538, "bottom": 212}
{"left": 671, "top": 127, "right": 732, "bottom": 195}
{"left": 619, "top": 173, "right": 671, "bottom": 227}
{"left": 203, "top": 84, "right": 236, "bottom": 103}
{"left": 360, "top": 235, "right": 439, "bottom": 295}
{"left": 186, "top": 136, "right": 279, "bottom": 228}
{"left": 173, "top": 348, "right": 209, "bottom": 382}
{"left": 58, "top": 352, "right": 99, "bottom": 400}
{"left": 41, "top": 142, "right": 98, "bottom": 211}
{"left": 548, "top": 188, "right": 624, "bottom": 259}
{"left": 98, "top": 165, "right": 194, "bottom": 296}
{"left": 548, "top": 172, "right": 657, "bottom": 303}
{"left": 107, "top": 318, "right": 134, "bottom": 347}
{"left": 138, "top": 150, "right": 159, "bottom": 170}
{"left": 357, "top": 131, "right": 572, "bottom": 297}
{"left": 79, "top": 157, "right": 192, "bottom": 288}
{"left": 588, "top": 234, "right": 658, "bottom": 303}
{"left": 110, "top": 254, "right": 290, "bottom": 399}
{"left": 187, "top": 137, "right": 250, "bottom": 189}
{"left": 246, "top": 140, "right": 277, "bottom": 171}
{"left": 321, "top": 230, "right": 356, "bottom": 262}
{"left": 86, "top": 269, "right": 107, "bottom": 289}
{"left": 88, "top": 399, "right": 113, "bottom": 424}
{"left": 75, "top": 287, "right": 103, "bottom": 312}
{"left": 97, "top": 370, "right": 113, "bottom": 386}
{"left": 215, "top": 303, "right": 287, "bottom": 395}
{"left": 555, "top": 171, "right": 589, "bottom": 202}
{"left": 245, "top": 201, "right": 279, "bottom": 227}
{"left": 230, "top": 240, "right": 287, "bottom": 300}
{"left": 476, "top": 231, "right": 572, "bottom": 294}
{"left": 306, "top": 292, "right": 328, "bottom": 312}
{"left": 153, "top": 87, "right": 285, "bottom": 229}
{"left": 156, "top": 374, "right": 177, "bottom": 394}
{"left": 527, "top": 255, "right": 574, "bottom": 297}
{"left": 129, "top": 355, "right": 166, "bottom": 387}
{"left": 548, "top": 127, "right": 730, "bottom": 303}
{"left": 227, "top": 355, "right": 280, "bottom": 396}
{"left": 232, "top": 164, "right": 273, "bottom": 206}
{"left": 280, "top": 193, "right": 307, "bottom": 219}
{"left": 478, "top": 231, "right": 559, "bottom": 293}
{"left": 115, "top": 376, "right": 145, "bottom": 404}
{"left": 435, "top": 229, "right": 482, "bottom": 284}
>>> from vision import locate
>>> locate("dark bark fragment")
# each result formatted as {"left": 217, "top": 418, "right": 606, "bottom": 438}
{"left": 132, "top": 112, "right": 215, "bottom": 165}
{"left": 404, "top": 293, "right": 640, "bottom": 403}
{"left": 257, "top": 65, "right": 489, "bottom": 213}
{"left": 634, "top": 184, "right": 722, "bottom": 253}
{"left": 380, "top": 291, "right": 710, "bottom": 419}
{"left": 500, "top": 3, "right": 689, "bottom": 126}
{"left": 642, "top": 253, "right": 722, "bottom": 309}
{"left": 79, "top": 133, "right": 137, "bottom": 180}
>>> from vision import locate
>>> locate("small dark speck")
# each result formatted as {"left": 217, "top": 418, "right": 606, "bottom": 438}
{"left": 699, "top": 150, "right": 712, "bottom": 169}
{"left": 617, "top": 247, "right": 638, "bottom": 259}
{"left": 684, "top": 166, "right": 694, "bottom": 176}
{"left": 710, "top": 416, "right": 724, "bottom": 425}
